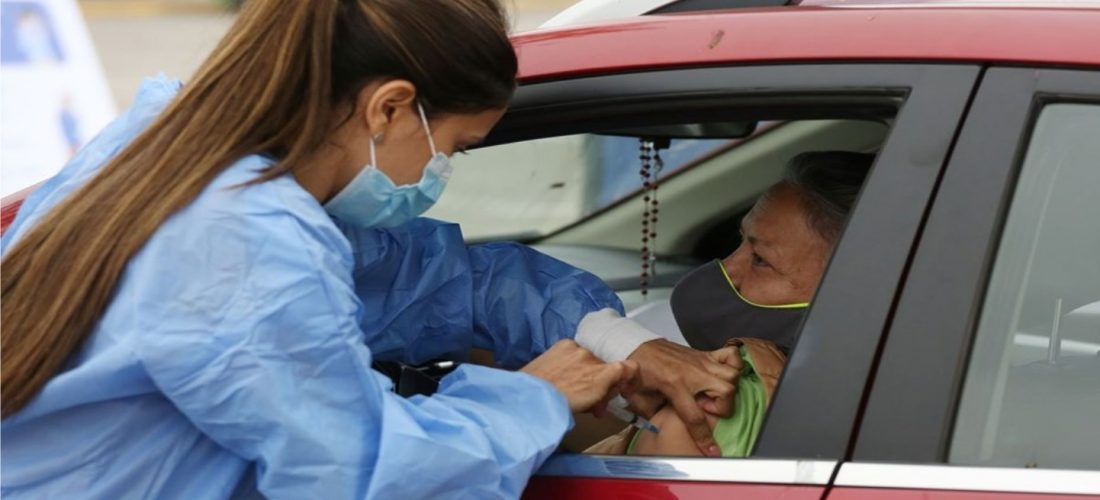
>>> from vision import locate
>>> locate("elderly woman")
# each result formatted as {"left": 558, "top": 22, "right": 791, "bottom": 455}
{"left": 590, "top": 150, "right": 875, "bottom": 457}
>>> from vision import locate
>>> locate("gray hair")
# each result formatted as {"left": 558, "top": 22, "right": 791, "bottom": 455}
{"left": 781, "top": 151, "right": 875, "bottom": 244}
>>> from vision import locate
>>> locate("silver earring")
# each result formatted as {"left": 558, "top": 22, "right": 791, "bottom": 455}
{"left": 372, "top": 132, "right": 384, "bottom": 143}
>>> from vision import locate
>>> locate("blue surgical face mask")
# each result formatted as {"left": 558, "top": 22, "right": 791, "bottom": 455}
{"left": 324, "top": 103, "right": 452, "bottom": 228}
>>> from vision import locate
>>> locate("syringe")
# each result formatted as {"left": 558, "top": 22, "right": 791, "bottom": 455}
{"left": 605, "top": 395, "right": 660, "bottom": 434}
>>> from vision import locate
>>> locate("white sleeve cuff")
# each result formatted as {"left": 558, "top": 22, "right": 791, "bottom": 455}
{"left": 575, "top": 308, "right": 662, "bottom": 362}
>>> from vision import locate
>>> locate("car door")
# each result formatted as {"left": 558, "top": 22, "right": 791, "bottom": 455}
{"left": 454, "top": 62, "right": 980, "bottom": 499}
{"left": 835, "top": 68, "right": 1100, "bottom": 499}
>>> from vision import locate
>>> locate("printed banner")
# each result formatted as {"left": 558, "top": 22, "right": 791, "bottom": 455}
{"left": 1, "top": 0, "right": 115, "bottom": 197}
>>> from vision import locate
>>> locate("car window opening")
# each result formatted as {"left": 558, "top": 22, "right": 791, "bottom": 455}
{"left": 426, "top": 113, "right": 892, "bottom": 457}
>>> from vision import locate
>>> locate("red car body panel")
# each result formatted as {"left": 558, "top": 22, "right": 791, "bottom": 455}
{"left": 1, "top": 185, "right": 36, "bottom": 234}
{"left": 514, "top": 7, "right": 1100, "bottom": 82}
{"left": 524, "top": 477, "right": 824, "bottom": 500}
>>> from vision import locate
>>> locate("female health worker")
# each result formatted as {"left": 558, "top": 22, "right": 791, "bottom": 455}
{"left": 0, "top": 0, "right": 741, "bottom": 498}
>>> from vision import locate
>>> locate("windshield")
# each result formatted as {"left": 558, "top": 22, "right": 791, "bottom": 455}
{"left": 424, "top": 134, "right": 736, "bottom": 242}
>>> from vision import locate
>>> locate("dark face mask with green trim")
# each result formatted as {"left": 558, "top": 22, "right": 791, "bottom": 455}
{"left": 670, "top": 260, "right": 808, "bottom": 352}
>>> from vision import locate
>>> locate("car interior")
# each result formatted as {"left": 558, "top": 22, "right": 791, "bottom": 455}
{"left": 423, "top": 112, "right": 891, "bottom": 452}
{"left": 431, "top": 118, "right": 889, "bottom": 311}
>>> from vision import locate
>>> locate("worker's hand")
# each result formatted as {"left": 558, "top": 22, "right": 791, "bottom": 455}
{"left": 626, "top": 340, "right": 742, "bottom": 457}
{"left": 522, "top": 340, "right": 640, "bottom": 413}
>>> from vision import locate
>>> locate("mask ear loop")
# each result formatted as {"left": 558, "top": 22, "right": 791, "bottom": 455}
{"left": 417, "top": 102, "right": 439, "bottom": 157}
{"left": 369, "top": 132, "right": 381, "bottom": 169}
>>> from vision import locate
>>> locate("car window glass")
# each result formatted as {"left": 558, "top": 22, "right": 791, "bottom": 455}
{"left": 424, "top": 114, "right": 893, "bottom": 459}
{"left": 526, "top": 121, "right": 886, "bottom": 455}
{"left": 424, "top": 134, "right": 736, "bottom": 241}
{"left": 950, "top": 103, "right": 1100, "bottom": 470}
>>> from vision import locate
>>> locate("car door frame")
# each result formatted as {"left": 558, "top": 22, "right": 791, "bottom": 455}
{"left": 494, "top": 62, "right": 981, "bottom": 498}
{"left": 843, "top": 67, "right": 1100, "bottom": 498}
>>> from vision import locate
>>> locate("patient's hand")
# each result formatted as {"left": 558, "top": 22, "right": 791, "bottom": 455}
{"left": 627, "top": 341, "right": 742, "bottom": 457}
{"left": 632, "top": 404, "right": 719, "bottom": 457}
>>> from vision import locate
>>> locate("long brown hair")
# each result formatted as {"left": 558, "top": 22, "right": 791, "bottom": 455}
{"left": 1, "top": 0, "right": 517, "bottom": 417}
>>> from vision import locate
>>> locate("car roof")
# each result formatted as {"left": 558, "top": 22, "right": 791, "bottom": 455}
{"left": 514, "top": 6, "right": 1100, "bottom": 82}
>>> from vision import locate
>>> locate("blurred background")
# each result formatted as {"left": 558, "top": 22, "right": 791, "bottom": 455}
{"left": 0, "top": 0, "right": 576, "bottom": 196}
{"left": 82, "top": 0, "right": 576, "bottom": 107}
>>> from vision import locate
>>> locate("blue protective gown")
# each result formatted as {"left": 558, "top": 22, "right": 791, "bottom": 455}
{"left": 0, "top": 76, "right": 624, "bottom": 499}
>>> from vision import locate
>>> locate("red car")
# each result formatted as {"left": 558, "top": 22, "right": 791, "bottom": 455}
{"left": 3, "top": 1, "right": 1099, "bottom": 499}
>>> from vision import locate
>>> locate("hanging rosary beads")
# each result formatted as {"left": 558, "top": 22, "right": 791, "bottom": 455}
{"left": 639, "top": 139, "right": 664, "bottom": 299}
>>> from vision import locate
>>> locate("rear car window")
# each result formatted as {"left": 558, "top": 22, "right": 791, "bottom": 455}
{"left": 950, "top": 103, "right": 1100, "bottom": 470}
